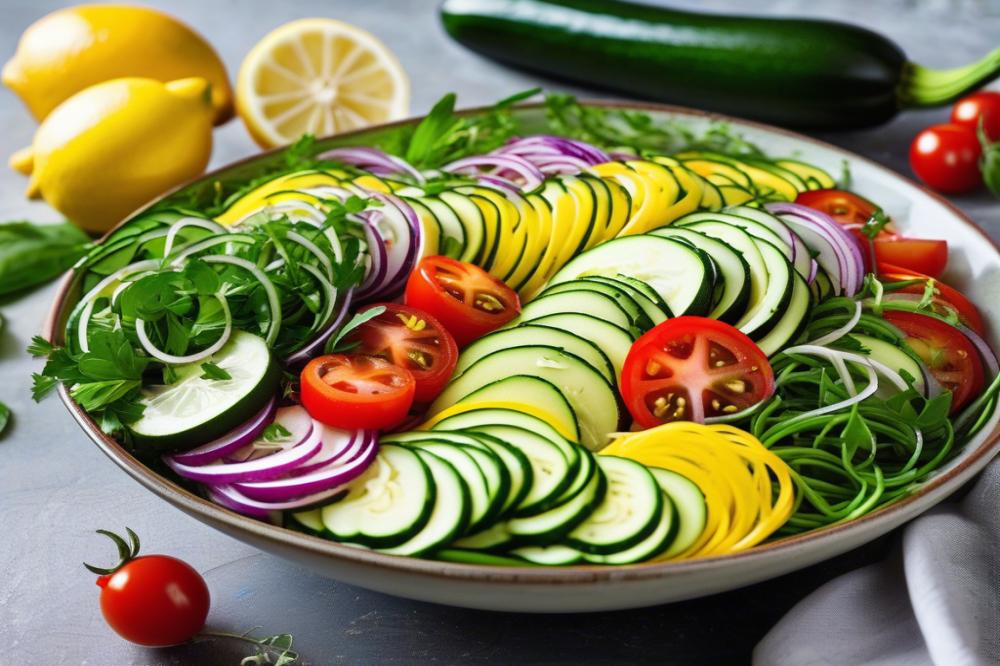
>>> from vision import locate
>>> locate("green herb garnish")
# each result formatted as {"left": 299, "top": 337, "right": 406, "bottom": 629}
{"left": 199, "top": 362, "right": 232, "bottom": 381}
{"left": 261, "top": 422, "right": 292, "bottom": 442}
{"left": 0, "top": 221, "right": 92, "bottom": 298}
{"left": 324, "top": 305, "right": 387, "bottom": 354}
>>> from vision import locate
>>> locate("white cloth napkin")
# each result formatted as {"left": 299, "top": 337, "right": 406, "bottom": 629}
{"left": 754, "top": 456, "right": 1000, "bottom": 666}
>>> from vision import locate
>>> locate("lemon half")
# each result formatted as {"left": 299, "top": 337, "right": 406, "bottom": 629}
{"left": 237, "top": 18, "right": 410, "bottom": 148}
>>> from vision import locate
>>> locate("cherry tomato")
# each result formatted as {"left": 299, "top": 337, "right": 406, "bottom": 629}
{"left": 405, "top": 256, "right": 521, "bottom": 346}
{"left": 909, "top": 124, "right": 983, "bottom": 194}
{"left": 86, "top": 529, "right": 209, "bottom": 647}
{"left": 878, "top": 263, "right": 985, "bottom": 334}
{"left": 882, "top": 311, "right": 984, "bottom": 413}
{"left": 346, "top": 303, "right": 458, "bottom": 402}
{"left": 301, "top": 354, "right": 415, "bottom": 430}
{"left": 872, "top": 238, "right": 948, "bottom": 278}
{"left": 951, "top": 91, "right": 1000, "bottom": 142}
{"left": 621, "top": 317, "right": 775, "bottom": 428}
{"left": 795, "top": 189, "right": 887, "bottom": 234}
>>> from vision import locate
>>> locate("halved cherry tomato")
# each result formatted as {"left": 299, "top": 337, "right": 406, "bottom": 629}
{"left": 621, "top": 317, "right": 775, "bottom": 428}
{"left": 795, "top": 189, "right": 886, "bottom": 234}
{"left": 872, "top": 238, "right": 948, "bottom": 278}
{"left": 909, "top": 123, "right": 983, "bottom": 194}
{"left": 882, "top": 311, "right": 984, "bottom": 413}
{"left": 405, "top": 256, "right": 521, "bottom": 346}
{"left": 301, "top": 354, "right": 415, "bottom": 430}
{"left": 794, "top": 189, "right": 947, "bottom": 275}
{"left": 951, "top": 91, "right": 1000, "bottom": 142}
{"left": 346, "top": 303, "right": 458, "bottom": 402}
{"left": 878, "top": 263, "right": 985, "bottom": 334}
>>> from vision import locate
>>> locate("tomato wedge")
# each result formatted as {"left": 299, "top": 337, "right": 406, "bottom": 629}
{"left": 872, "top": 238, "right": 948, "bottom": 278}
{"left": 405, "top": 256, "right": 521, "bottom": 346}
{"left": 300, "top": 354, "right": 415, "bottom": 430}
{"left": 621, "top": 317, "right": 775, "bottom": 428}
{"left": 882, "top": 311, "right": 984, "bottom": 413}
{"left": 878, "top": 263, "right": 985, "bottom": 334}
{"left": 795, "top": 189, "right": 947, "bottom": 276}
{"left": 346, "top": 303, "right": 458, "bottom": 402}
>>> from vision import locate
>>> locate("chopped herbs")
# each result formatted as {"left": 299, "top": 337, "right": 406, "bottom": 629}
{"left": 200, "top": 362, "right": 232, "bottom": 381}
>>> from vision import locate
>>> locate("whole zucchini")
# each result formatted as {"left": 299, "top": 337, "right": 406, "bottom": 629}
{"left": 441, "top": 0, "right": 1000, "bottom": 129}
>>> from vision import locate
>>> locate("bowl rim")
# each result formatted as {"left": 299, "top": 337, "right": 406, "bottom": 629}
{"left": 46, "top": 98, "right": 1000, "bottom": 585}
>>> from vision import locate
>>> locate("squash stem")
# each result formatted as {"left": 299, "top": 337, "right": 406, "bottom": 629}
{"left": 900, "top": 47, "right": 1000, "bottom": 107}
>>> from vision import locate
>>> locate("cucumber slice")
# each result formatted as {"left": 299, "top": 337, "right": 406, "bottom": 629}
{"left": 543, "top": 279, "right": 654, "bottom": 331}
{"left": 529, "top": 314, "right": 635, "bottom": 379}
{"left": 459, "top": 424, "right": 574, "bottom": 517}
{"left": 419, "top": 195, "right": 467, "bottom": 259}
{"left": 649, "top": 467, "right": 707, "bottom": 559}
{"left": 434, "top": 549, "right": 528, "bottom": 566}
{"left": 734, "top": 239, "right": 794, "bottom": 339}
{"left": 506, "top": 460, "right": 606, "bottom": 544}
{"left": 548, "top": 234, "right": 713, "bottom": 316}
{"left": 679, "top": 220, "right": 768, "bottom": 319}
{"left": 516, "top": 289, "right": 634, "bottom": 331}
{"left": 851, "top": 334, "right": 926, "bottom": 396}
{"left": 379, "top": 449, "right": 470, "bottom": 557}
{"left": 437, "top": 191, "right": 484, "bottom": 263}
{"left": 583, "top": 491, "right": 678, "bottom": 565}
{"left": 455, "top": 325, "right": 615, "bottom": 385}
{"left": 452, "top": 521, "right": 514, "bottom": 551}
{"left": 128, "top": 331, "right": 280, "bottom": 451}
{"left": 756, "top": 270, "right": 812, "bottom": 356}
{"left": 452, "top": 376, "right": 580, "bottom": 441}
{"left": 289, "top": 507, "right": 324, "bottom": 534}
{"left": 578, "top": 275, "right": 669, "bottom": 325}
{"left": 566, "top": 456, "right": 663, "bottom": 555}
{"left": 650, "top": 227, "right": 751, "bottom": 324}
{"left": 725, "top": 205, "right": 813, "bottom": 279}
{"left": 321, "top": 444, "right": 434, "bottom": 549}
{"left": 398, "top": 441, "right": 495, "bottom": 534}
{"left": 510, "top": 544, "right": 584, "bottom": 566}
{"left": 429, "top": 346, "right": 622, "bottom": 451}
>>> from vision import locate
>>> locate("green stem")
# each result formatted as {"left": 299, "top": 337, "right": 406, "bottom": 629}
{"left": 900, "top": 47, "right": 1000, "bottom": 107}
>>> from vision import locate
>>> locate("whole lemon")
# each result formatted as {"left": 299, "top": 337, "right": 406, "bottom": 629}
{"left": 12, "top": 77, "right": 214, "bottom": 234}
{"left": 3, "top": 4, "right": 232, "bottom": 124}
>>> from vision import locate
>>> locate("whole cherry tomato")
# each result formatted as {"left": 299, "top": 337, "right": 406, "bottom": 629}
{"left": 951, "top": 91, "right": 1000, "bottom": 142}
{"left": 86, "top": 528, "right": 210, "bottom": 647}
{"left": 909, "top": 124, "right": 983, "bottom": 194}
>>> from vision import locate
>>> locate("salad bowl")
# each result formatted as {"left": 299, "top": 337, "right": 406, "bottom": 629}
{"left": 46, "top": 101, "right": 1000, "bottom": 612}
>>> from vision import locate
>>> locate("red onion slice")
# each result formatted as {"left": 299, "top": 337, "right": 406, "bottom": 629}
{"left": 170, "top": 397, "right": 278, "bottom": 466}
{"left": 443, "top": 155, "right": 544, "bottom": 191}
{"left": 285, "top": 289, "right": 353, "bottom": 366}
{"left": 291, "top": 425, "right": 365, "bottom": 475}
{"left": 319, "top": 146, "right": 425, "bottom": 183}
{"left": 164, "top": 422, "right": 322, "bottom": 484}
{"left": 233, "top": 433, "right": 378, "bottom": 501}
{"left": 208, "top": 483, "right": 348, "bottom": 519}
{"left": 767, "top": 202, "right": 865, "bottom": 296}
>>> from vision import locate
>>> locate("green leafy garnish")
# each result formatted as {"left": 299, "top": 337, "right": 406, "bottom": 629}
{"left": 261, "top": 423, "right": 292, "bottom": 442}
{"left": 200, "top": 362, "right": 232, "bottom": 381}
{"left": 403, "top": 89, "right": 540, "bottom": 168}
{"left": 978, "top": 119, "right": 1000, "bottom": 197}
{"left": 324, "top": 305, "right": 386, "bottom": 354}
{"left": 544, "top": 93, "right": 764, "bottom": 156}
{"left": 30, "top": 329, "right": 148, "bottom": 435}
{"left": 0, "top": 221, "right": 92, "bottom": 298}
{"left": 0, "top": 401, "right": 9, "bottom": 437}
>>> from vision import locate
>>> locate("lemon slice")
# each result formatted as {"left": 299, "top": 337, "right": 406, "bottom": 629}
{"left": 237, "top": 18, "right": 409, "bottom": 148}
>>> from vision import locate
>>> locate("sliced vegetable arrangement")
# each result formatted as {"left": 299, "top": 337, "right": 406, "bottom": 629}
{"left": 35, "top": 93, "right": 1000, "bottom": 568}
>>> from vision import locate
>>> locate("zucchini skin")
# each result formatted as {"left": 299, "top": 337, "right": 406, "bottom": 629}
{"left": 440, "top": 0, "right": 907, "bottom": 129}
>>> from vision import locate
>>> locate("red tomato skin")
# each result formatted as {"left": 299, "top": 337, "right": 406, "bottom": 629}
{"left": 882, "top": 311, "right": 985, "bottom": 413}
{"left": 98, "top": 555, "right": 210, "bottom": 647}
{"left": 951, "top": 91, "right": 1000, "bottom": 142}
{"left": 878, "top": 263, "right": 985, "bottom": 334}
{"left": 300, "top": 355, "right": 415, "bottom": 430}
{"left": 404, "top": 256, "right": 520, "bottom": 346}
{"left": 621, "top": 317, "right": 774, "bottom": 428}
{"left": 872, "top": 238, "right": 948, "bottom": 278}
{"left": 351, "top": 303, "right": 458, "bottom": 402}
{"left": 909, "top": 124, "right": 983, "bottom": 194}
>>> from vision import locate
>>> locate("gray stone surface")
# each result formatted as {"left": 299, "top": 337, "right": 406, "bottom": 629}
{"left": 0, "top": 1, "right": 996, "bottom": 664}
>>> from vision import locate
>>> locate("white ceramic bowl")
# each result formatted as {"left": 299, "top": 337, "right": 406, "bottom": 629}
{"left": 48, "top": 101, "right": 1000, "bottom": 612}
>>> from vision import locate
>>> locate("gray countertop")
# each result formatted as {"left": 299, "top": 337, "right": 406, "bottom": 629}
{"left": 1, "top": 1, "right": 997, "bottom": 664}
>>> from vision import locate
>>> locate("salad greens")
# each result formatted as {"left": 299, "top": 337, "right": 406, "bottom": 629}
{"left": 0, "top": 221, "right": 92, "bottom": 298}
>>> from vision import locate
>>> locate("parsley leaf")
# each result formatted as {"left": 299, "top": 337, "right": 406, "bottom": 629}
{"left": 200, "top": 362, "right": 232, "bottom": 381}
{"left": 0, "top": 221, "right": 92, "bottom": 297}
{"left": 261, "top": 423, "right": 293, "bottom": 442}
{"left": 324, "top": 306, "right": 386, "bottom": 354}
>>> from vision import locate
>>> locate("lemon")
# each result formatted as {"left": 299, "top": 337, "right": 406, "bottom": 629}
{"left": 12, "top": 77, "right": 214, "bottom": 234}
{"left": 237, "top": 18, "right": 409, "bottom": 148}
{"left": 2, "top": 5, "right": 233, "bottom": 124}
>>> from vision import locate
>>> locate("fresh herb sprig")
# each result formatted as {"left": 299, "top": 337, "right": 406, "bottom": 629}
{"left": 543, "top": 93, "right": 765, "bottom": 157}
{"left": 0, "top": 221, "right": 92, "bottom": 298}
{"left": 323, "top": 305, "right": 386, "bottom": 354}
{"left": 29, "top": 330, "right": 148, "bottom": 436}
